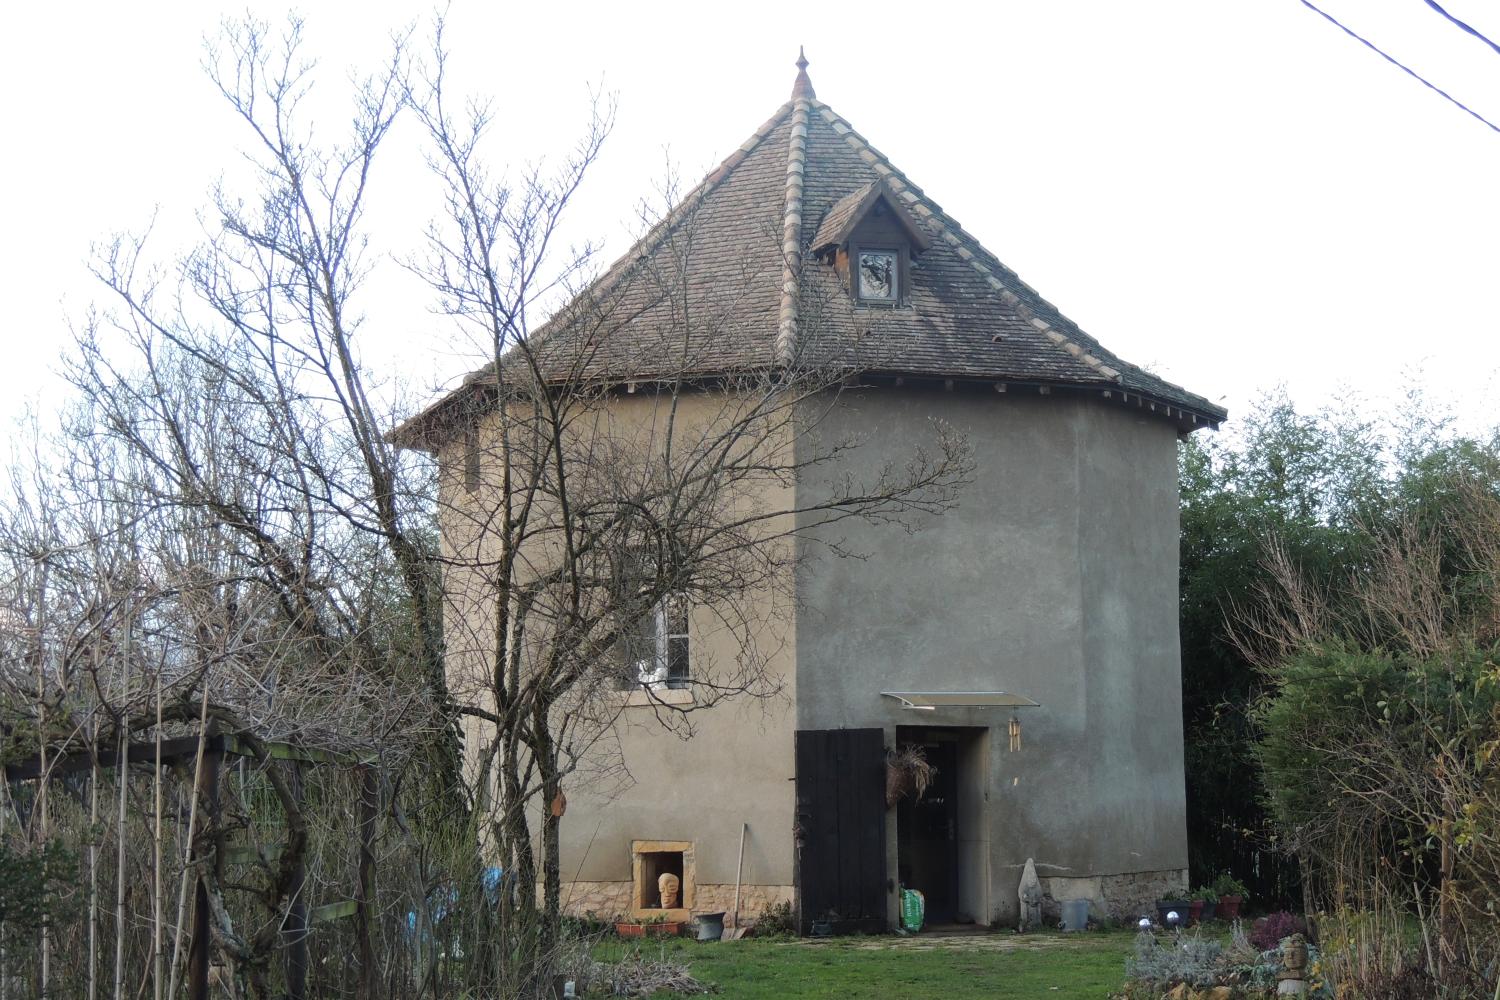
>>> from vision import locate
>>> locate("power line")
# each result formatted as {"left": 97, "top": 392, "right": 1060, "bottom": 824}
{"left": 1299, "top": 0, "right": 1500, "bottom": 134}
{"left": 1423, "top": 1, "right": 1500, "bottom": 60}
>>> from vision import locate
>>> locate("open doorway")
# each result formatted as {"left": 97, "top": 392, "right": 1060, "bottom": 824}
{"left": 895, "top": 726, "right": 989, "bottom": 926}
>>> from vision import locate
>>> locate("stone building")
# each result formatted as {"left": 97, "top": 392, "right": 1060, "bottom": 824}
{"left": 395, "top": 54, "right": 1224, "bottom": 931}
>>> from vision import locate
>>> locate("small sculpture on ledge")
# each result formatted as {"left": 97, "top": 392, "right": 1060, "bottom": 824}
{"left": 658, "top": 872, "right": 681, "bottom": 909}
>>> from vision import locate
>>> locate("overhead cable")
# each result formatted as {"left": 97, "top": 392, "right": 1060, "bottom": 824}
{"left": 1299, "top": 0, "right": 1500, "bottom": 134}
{"left": 1423, "top": 0, "right": 1500, "bottom": 60}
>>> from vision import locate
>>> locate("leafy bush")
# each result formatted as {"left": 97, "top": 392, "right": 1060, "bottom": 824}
{"left": 561, "top": 910, "right": 613, "bottom": 938}
{"left": 754, "top": 899, "right": 796, "bottom": 938}
{"left": 1249, "top": 911, "right": 1307, "bottom": 951}
{"left": 0, "top": 840, "right": 81, "bottom": 931}
{"left": 1189, "top": 886, "right": 1219, "bottom": 904}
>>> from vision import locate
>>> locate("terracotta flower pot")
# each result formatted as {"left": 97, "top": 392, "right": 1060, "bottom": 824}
{"left": 1188, "top": 900, "right": 1204, "bottom": 924}
{"left": 1218, "top": 894, "right": 1243, "bottom": 921}
{"left": 615, "top": 920, "right": 686, "bottom": 938}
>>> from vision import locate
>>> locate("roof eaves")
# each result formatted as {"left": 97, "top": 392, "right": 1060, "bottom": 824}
{"left": 385, "top": 378, "right": 484, "bottom": 452}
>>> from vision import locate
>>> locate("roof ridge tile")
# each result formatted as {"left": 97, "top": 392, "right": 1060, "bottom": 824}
{"left": 775, "top": 97, "right": 812, "bottom": 364}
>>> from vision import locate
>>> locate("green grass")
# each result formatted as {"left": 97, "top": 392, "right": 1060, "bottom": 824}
{"left": 593, "top": 929, "right": 1136, "bottom": 999}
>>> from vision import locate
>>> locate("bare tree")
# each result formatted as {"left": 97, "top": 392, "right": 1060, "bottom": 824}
{"left": 1, "top": 11, "right": 970, "bottom": 996}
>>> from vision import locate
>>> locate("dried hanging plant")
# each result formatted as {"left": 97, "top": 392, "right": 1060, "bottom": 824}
{"left": 885, "top": 745, "right": 936, "bottom": 808}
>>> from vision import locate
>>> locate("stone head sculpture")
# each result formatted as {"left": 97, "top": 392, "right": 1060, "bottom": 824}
{"left": 1281, "top": 932, "right": 1309, "bottom": 975}
{"left": 658, "top": 872, "right": 681, "bottom": 909}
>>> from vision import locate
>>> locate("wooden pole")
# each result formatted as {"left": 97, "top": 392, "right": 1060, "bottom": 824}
{"left": 731, "top": 823, "right": 747, "bottom": 928}
{"left": 354, "top": 765, "right": 378, "bottom": 998}
{"left": 1, "top": 770, "right": 10, "bottom": 1000}
{"left": 152, "top": 667, "right": 164, "bottom": 1000}
{"left": 167, "top": 685, "right": 213, "bottom": 1000}
{"left": 36, "top": 639, "right": 51, "bottom": 995}
{"left": 285, "top": 763, "right": 308, "bottom": 1000}
{"left": 188, "top": 739, "right": 221, "bottom": 1000}
{"left": 88, "top": 714, "right": 100, "bottom": 1000}
{"left": 113, "top": 619, "right": 131, "bottom": 1000}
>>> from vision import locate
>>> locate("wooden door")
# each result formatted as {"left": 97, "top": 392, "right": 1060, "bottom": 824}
{"left": 794, "top": 728, "right": 887, "bottom": 934}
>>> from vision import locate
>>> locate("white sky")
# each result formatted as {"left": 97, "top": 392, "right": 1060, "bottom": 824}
{"left": 3, "top": 0, "right": 1499, "bottom": 436}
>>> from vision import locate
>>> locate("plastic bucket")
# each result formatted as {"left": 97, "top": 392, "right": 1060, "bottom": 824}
{"left": 695, "top": 911, "right": 725, "bottom": 942}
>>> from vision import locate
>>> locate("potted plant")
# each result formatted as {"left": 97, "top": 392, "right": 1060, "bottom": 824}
{"left": 885, "top": 746, "right": 935, "bottom": 808}
{"left": 1212, "top": 872, "right": 1248, "bottom": 921}
{"left": 1190, "top": 886, "right": 1219, "bottom": 922}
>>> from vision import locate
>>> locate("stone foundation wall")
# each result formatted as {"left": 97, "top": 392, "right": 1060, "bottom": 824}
{"left": 566, "top": 872, "right": 1184, "bottom": 926}
{"left": 560, "top": 880, "right": 633, "bottom": 919}
{"left": 559, "top": 881, "right": 793, "bottom": 921}
{"left": 1038, "top": 868, "right": 1188, "bottom": 923}
{"left": 689, "top": 883, "right": 794, "bottom": 917}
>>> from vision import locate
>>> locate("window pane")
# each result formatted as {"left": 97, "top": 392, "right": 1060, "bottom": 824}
{"left": 665, "top": 593, "right": 689, "bottom": 637}
{"left": 666, "top": 637, "right": 689, "bottom": 689}
{"left": 463, "top": 425, "right": 481, "bottom": 491}
{"left": 858, "top": 251, "right": 896, "bottom": 300}
{"left": 618, "top": 611, "right": 657, "bottom": 689}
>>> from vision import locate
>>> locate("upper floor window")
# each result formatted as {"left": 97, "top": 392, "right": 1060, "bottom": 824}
{"left": 811, "top": 180, "right": 931, "bottom": 310}
{"left": 463, "top": 423, "right": 481, "bottom": 492}
{"left": 621, "top": 592, "right": 690, "bottom": 690}
{"left": 856, "top": 248, "right": 900, "bottom": 303}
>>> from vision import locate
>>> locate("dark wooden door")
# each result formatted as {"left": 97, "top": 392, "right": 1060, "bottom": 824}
{"left": 794, "top": 728, "right": 887, "bottom": 934}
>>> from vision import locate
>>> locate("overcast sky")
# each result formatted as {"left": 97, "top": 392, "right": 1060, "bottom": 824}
{"left": 4, "top": 0, "right": 1498, "bottom": 439}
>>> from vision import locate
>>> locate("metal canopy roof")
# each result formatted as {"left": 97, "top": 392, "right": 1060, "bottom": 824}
{"left": 881, "top": 691, "right": 1041, "bottom": 710}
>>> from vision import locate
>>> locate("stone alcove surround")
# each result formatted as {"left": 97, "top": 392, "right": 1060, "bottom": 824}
{"left": 631, "top": 839, "right": 694, "bottom": 920}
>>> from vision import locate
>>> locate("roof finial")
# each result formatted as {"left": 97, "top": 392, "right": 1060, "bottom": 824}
{"left": 791, "top": 46, "right": 815, "bottom": 100}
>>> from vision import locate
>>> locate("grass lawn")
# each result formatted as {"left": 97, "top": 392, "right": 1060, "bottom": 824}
{"left": 596, "top": 929, "right": 1136, "bottom": 999}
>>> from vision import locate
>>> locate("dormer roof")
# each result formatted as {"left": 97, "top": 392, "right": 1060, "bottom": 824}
{"left": 810, "top": 180, "right": 932, "bottom": 257}
{"left": 392, "top": 54, "right": 1225, "bottom": 449}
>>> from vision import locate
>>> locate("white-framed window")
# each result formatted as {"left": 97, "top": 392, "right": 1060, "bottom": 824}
{"left": 622, "top": 592, "right": 690, "bottom": 690}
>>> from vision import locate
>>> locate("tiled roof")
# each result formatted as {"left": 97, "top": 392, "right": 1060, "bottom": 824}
{"left": 393, "top": 57, "right": 1224, "bottom": 447}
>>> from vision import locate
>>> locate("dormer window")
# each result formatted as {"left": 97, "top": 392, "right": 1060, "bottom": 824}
{"left": 812, "top": 179, "right": 931, "bottom": 309}
{"left": 857, "top": 248, "right": 899, "bottom": 302}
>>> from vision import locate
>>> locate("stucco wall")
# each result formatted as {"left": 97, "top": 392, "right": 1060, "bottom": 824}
{"left": 792, "top": 387, "right": 1188, "bottom": 924}
{"left": 437, "top": 391, "right": 799, "bottom": 907}
{"left": 440, "top": 383, "right": 1190, "bottom": 927}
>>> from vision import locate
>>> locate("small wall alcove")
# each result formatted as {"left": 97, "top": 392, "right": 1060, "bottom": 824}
{"left": 631, "top": 839, "right": 694, "bottom": 919}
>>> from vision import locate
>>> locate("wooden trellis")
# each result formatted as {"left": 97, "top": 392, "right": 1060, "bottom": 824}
{"left": 3, "top": 730, "right": 380, "bottom": 1000}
